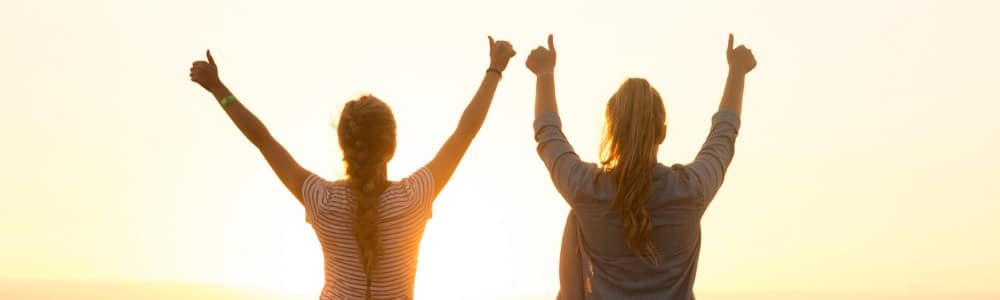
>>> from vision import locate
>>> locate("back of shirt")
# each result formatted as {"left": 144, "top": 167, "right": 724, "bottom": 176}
{"left": 537, "top": 110, "right": 741, "bottom": 299}
{"left": 301, "top": 167, "right": 436, "bottom": 300}
{"left": 570, "top": 164, "right": 708, "bottom": 300}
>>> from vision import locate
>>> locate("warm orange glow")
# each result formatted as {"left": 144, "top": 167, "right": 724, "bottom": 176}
{"left": 2, "top": 0, "right": 999, "bottom": 299}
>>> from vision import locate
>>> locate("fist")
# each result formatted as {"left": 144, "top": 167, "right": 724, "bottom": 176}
{"left": 526, "top": 34, "right": 556, "bottom": 76}
{"left": 488, "top": 36, "right": 516, "bottom": 72}
{"left": 190, "top": 50, "right": 224, "bottom": 92}
{"left": 727, "top": 34, "right": 757, "bottom": 74}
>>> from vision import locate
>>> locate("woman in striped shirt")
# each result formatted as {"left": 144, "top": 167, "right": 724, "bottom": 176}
{"left": 189, "top": 37, "right": 516, "bottom": 299}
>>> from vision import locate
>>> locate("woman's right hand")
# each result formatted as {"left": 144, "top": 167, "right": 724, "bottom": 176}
{"left": 526, "top": 34, "right": 557, "bottom": 76}
{"left": 190, "top": 50, "right": 226, "bottom": 94}
{"left": 727, "top": 34, "right": 757, "bottom": 74}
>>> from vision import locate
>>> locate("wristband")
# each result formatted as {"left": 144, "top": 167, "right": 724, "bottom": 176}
{"left": 220, "top": 95, "right": 237, "bottom": 108}
{"left": 486, "top": 67, "right": 502, "bottom": 77}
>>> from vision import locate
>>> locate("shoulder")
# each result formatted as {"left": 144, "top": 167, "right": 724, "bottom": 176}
{"left": 650, "top": 163, "right": 702, "bottom": 202}
{"left": 304, "top": 175, "right": 348, "bottom": 192}
{"left": 661, "top": 163, "right": 694, "bottom": 187}
{"left": 300, "top": 176, "right": 352, "bottom": 223}
{"left": 399, "top": 167, "right": 434, "bottom": 194}
{"left": 305, "top": 175, "right": 354, "bottom": 206}
{"left": 562, "top": 163, "right": 610, "bottom": 204}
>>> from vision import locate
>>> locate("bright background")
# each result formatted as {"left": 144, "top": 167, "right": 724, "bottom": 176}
{"left": 2, "top": 0, "right": 999, "bottom": 299}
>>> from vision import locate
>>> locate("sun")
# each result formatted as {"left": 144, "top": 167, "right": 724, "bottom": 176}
{"left": 412, "top": 194, "right": 520, "bottom": 300}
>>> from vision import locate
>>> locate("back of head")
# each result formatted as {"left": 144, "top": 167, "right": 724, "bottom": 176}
{"left": 336, "top": 95, "right": 397, "bottom": 299}
{"left": 598, "top": 78, "right": 667, "bottom": 265}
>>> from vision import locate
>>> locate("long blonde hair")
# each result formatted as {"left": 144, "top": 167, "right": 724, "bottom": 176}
{"left": 598, "top": 78, "right": 666, "bottom": 265}
{"left": 336, "top": 95, "right": 396, "bottom": 299}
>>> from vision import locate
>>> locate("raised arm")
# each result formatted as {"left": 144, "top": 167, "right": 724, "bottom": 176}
{"left": 718, "top": 33, "right": 757, "bottom": 116}
{"left": 527, "top": 34, "right": 596, "bottom": 202}
{"left": 687, "top": 34, "right": 756, "bottom": 202}
{"left": 425, "top": 37, "right": 516, "bottom": 196}
{"left": 189, "top": 50, "right": 312, "bottom": 202}
{"left": 528, "top": 34, "right": 558, "bottom": 117}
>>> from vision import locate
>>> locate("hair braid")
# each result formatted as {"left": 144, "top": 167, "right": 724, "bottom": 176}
{"left": 337, "top": 95, "right": 397, "bottom": 299}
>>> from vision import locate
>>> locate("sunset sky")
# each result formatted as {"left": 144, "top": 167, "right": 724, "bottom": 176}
{"left": 2, "top": 0, "right": 999, "bottom": 299}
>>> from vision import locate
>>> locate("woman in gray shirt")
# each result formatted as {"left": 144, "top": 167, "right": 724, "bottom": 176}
{"left": 525, "top": 34, "right": 757, "bottom": 299}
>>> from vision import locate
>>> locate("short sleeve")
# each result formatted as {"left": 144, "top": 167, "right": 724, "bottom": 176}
{"left": 301, "top": 174, "right": 330, "bottom": 224}
{"left": 401, "top": 167, "right": 436, "bottom": 218}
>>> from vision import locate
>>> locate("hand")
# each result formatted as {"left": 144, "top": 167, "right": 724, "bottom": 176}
{"left": 526, "top": 34, "right": 556, "bottom": 76}
{"left": 190, "top": 50, "right": 225, "bottom": 93}
{"left": 488, "top": 36, "right": 516, "bottom": 72}
{"left": 727, "top": 34, "right": 757, "bottom": 74}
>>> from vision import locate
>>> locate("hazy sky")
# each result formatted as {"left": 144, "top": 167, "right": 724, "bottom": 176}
{"left": 2, "top": 0, "right": 998, "bottom": 299}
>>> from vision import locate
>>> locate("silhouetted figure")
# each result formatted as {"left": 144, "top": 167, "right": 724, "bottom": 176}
{"left": 526, "top": 34, "right": 756, "bottom": 299}
{"left": 189, "top": 37, "right": 516, "bottom": 300}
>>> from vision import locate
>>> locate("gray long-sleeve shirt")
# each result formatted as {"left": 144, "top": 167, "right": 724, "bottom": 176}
{"left": 534, "top": 110, "right": 741, "bottom": 300}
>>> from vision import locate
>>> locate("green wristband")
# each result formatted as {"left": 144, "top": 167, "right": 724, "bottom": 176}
{"left": 220, "top": 95, "right": 237, "bottom": 107}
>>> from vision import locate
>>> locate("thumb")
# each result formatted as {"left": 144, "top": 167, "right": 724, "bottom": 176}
{"left": 488, "top": 35, "right": 495, "bottom": 47}
{"left": 547, "top": 34, "right": 555, "bottom": 52}
{"left": 727, "top": 33, "right": 734, "bottom": 52}
{"left": 206, "top": 49, "right": 216, "bottom": 66}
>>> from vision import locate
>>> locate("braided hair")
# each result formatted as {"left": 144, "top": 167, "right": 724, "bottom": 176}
{"left": 336, "top": 95, "right": 397, "bottom": 299}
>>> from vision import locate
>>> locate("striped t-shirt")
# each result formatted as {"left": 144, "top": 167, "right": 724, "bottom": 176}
{"left": 301, "top": 167, "right": 436, "bottom": 300}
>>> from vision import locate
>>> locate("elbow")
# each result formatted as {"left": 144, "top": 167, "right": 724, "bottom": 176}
{"left": 453, "top": 118, "right": 486, "bottom": 138}
{"left": 449, "top": 128, "right": 478, "bottom": 145}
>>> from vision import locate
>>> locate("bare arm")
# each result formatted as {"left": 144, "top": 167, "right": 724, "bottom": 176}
{"left": 718, "top": 33, "right": 757, "bottom": 116}
{"left": 426, "top": 37, "right": 516, "bottom": 196}
{"left": 529, "top": 34, "right": 559, "bottom": 118}
{"left": 190, "top": 51, "right": 312, "bottom": 202}
{"left": 535, "top": 74, "right": 557, "bottom": 117}
{"left": 719, "top": 72, "right": 746, "bottom": 115}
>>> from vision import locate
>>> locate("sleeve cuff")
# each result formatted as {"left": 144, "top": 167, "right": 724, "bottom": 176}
{"left": 713, "top": 109, "right": 742, "bottom": 130}
{"left": 533, "top": 112, "right": 563, "bottom": 142}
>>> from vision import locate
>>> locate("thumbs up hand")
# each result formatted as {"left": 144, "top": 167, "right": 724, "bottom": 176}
{"left": 488, "top": 36, "right": 517, "bottom": 72}
{"left": 190, "top": 49, "right": 225, "bottom": 94}
{"left": 726, "top": 34, "right": 757, "bottom": 74}
{"left": 526, "top": 34, "right": 557, "bottom": 76}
